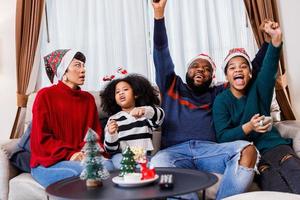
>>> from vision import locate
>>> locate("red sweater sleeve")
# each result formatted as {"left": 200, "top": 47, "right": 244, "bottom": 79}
{"left": 30, "top": 91, "right": 77, "bottom": 167}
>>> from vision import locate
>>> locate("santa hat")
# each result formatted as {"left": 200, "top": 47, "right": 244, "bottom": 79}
{"left": 43, "top": 49, "right": 78, "bottom": 83}
{"left": 186, "top": 53, "right": 217, "bottom": 87}
{"left": 222, "top": 48, "right": 252, "bottom": 73}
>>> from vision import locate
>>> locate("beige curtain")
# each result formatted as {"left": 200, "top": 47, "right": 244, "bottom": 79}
{"left": 244, "top": 0, "right": 296, "bottom": 120}
{"left": 10, "top": 0, "right": 45, "bottom": 138}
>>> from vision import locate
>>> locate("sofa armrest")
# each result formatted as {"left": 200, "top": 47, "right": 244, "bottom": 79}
{"left": 274, "top": 120, "right": 300, "bottom": 158}
{"left": 0, "top": 139, "right": 20, "bottom": 200}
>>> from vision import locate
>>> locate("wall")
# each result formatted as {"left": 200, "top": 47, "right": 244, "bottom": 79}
{"left": 0, "top": 0, "right": 17, "bottom": 140}
{"left": 277, "top": 0, "right": 300, "bottom": 119}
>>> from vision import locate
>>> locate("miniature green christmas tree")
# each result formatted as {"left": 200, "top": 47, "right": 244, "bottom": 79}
{"left": 119, "top": 146, "right": 136, "bottom": 177}
{"left": 80, "top": 128, "right": 109, "bottom": 187}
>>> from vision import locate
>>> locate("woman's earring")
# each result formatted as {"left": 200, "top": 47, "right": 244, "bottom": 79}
{"left": 249, "top": 73, "right": 252, "bottom": 78}
{"left": 63, "top": 75, "right": 68, "bottom": 82}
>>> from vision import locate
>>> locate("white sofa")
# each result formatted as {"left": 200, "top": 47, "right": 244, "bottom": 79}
{"left": 0, "top": 91, "right": 162, "bottom": 200}
{"left": 1, "top": 91, "right": 300, "bottom": 200}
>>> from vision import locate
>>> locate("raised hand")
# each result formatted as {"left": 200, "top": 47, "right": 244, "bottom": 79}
{"left": 107, "top": 119, "right": 118, "bottom": 134}
{"left": 130, "top": 107, "right": 146, "bottom": 118}
{"left": 260, "top": 20, "right": 282, "bottom": 47}
{"left": 152, "top": 0, "right": 167, "bottom": 19}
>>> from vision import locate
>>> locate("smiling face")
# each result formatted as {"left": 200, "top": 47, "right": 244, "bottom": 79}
{"left": 115, "top": 81, "right": 135, "bottom": 111}
{"left": 187, "top": 59, "right": 213, "bottom": 87}
{"left": 63, "top": 58, "right": 86, "bottom": 89}
{"left": 226, "top": 56, "right": 252, "bottom": 97}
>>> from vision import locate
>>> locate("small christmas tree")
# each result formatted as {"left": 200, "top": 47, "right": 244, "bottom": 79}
{"left": 119, "top": 146, "right": 136, "bottom": 177}
{"left": 80, "top": 128, "right": 109, "bottom": 187}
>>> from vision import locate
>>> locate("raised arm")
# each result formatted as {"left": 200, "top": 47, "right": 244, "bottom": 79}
{"left": 152, "top": 0, "right": 177, "bottom": 93}
{"left": 256, "top": 21, "right": 282, "bottom": 110}
{"left": 251, "top": 20, "right": 279, "bottom": 80}
{"left": 240, "top": 21, "right": 282, "bottom": 134}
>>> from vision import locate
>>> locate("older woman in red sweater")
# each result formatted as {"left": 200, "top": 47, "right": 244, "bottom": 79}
{"left": 30, "top": 49, "right": 110, "bottom": 187}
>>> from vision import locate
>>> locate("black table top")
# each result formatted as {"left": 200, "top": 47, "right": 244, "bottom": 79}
{"left": 46, "top": 167, "right": 218, "bottom": 200}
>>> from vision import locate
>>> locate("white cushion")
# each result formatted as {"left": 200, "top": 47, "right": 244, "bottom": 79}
{"left": 0, "top": 139, "right": 20, "bottom": 200}
{"left": 9, "top": 173, "right": 46, "bottom": 200}
{"left": 275, "top": 120, "right": 300, "bottom": 158}
{"left": 223, "top": 191, "right": 300, "bottom": 200}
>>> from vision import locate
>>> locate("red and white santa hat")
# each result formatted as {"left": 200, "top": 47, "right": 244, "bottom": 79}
{"left": 43, "top": 49, "right": 78, "bottom": 83}
{"left": 222, "top": 48, "right": 253, "bottom": 73}
{"left": 186, "top": 53, "right": 217, "bottom": 87}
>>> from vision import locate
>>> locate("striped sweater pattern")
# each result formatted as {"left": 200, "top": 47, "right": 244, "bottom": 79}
{"left": 104, "top": 106, "right": 165, "bottom": 154}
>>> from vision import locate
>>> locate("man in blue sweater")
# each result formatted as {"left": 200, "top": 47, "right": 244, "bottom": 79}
{"left": 150, "top": 1, "right": 267, "bottom": 199}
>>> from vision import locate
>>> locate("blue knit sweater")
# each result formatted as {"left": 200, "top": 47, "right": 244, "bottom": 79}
{"left": 153, "top": 18, "right": 267, "bottom": 148}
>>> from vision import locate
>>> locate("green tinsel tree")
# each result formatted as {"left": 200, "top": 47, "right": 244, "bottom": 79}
{"left": 119, "top": 146, "right": 136, "bottom": 177}
{"left": 80, "top": 128, "right": 109, "bottom": 187}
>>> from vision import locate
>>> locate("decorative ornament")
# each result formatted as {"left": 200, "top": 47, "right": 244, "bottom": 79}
{"left": 119, "top": 146, "right": 136, "bottom": 177}
{"left": 80, "top": 128, "right": 109, "bottom": 187}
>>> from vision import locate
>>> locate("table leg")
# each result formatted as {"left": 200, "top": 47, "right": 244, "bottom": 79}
{"left": 202, "top": 189, "right": 206, "bottom": 200}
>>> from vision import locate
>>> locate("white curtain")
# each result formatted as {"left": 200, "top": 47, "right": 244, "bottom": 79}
{"left": 147, "top": 0, "right": 258, "bottom": 82}
{"left": 38, "top": 0, "right": 150, "bottom": 91}
{"left": 37, "top": 0, "right": 257, "bottom": 91}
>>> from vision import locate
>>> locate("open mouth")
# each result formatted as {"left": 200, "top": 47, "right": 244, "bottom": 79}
{"left": 233, "top": 74, "right": 245, "bottom": 85}
{"left": 119, "top": 96, "right": 126, "bottom": 102}
{"left": 79, "top": 75, "right": 85, "bottom": 81}
{"left": 194, "top": 73, "right": 204, "bottom": 81}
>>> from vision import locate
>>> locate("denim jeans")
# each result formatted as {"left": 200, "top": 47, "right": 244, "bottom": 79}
{"left": 258, "top": 144, "right": 300, "bottom": 194}
{"left": 31, "top": 159, "right": 115, "bottom": 188}
{"left": 150, "top": 140, "right": 256, "bottom": 200}
{"left": 31, "top": 161, "right": 83, "bottom": 188}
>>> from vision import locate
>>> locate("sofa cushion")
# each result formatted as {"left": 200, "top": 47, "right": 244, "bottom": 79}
{"left": 275, "top": 120, "right": 300, "bottom": 158}
{"left": 10, "top": 151, "right": 31, "bottom": 173}
{"left": 17, "top": 122, "right": 31, "bottom": 152}
{"left": 0, "top": 139, "right": 20, "bottom": 200}
{"left": 9, "top": 123, "right": 32, "bottom": 172}
{"left": 9, "top": 173, "right": 46, "bottom": 200}
{"left": 223, "top": 191, "right": 300, "bottom": 200}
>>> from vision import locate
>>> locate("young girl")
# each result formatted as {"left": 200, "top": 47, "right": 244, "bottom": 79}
{"left": 213, "top": 21, "right": 300, "bottom": 193}
{"left": 100, "top": 74, "right": 165, "bottom": 169}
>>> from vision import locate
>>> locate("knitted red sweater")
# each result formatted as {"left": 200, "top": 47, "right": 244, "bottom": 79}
{"left": 30, "top": 81, "right": 102, "bottom": 167}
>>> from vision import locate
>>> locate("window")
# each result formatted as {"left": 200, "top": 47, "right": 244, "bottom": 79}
{"left": 37, "top": 0, "right": 257, "bottom": 90}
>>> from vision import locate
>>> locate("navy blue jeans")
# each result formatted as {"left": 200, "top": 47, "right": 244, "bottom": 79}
{"left": 258, "top": 144, "right": 300, "bottom": 194}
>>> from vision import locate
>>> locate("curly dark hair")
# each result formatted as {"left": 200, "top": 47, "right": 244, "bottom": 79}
{"left": 100, "top": 74, "right": 160, "bottom": 115}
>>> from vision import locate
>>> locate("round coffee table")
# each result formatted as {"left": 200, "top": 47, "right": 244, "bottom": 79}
{"left": 46, "top": 167, "right": 217, "bottom": 200}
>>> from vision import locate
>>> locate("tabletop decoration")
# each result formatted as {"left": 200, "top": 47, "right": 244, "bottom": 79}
{"left": 80, "top": 128, "right": 109, "bottom": 187}
{"left": 119, "top": 146, "right": 136, "bottom": 177}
